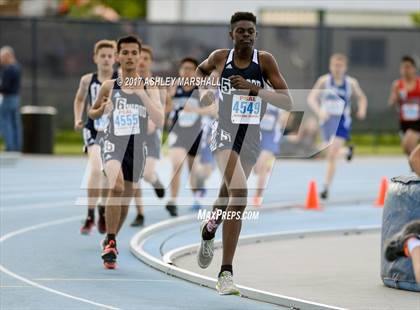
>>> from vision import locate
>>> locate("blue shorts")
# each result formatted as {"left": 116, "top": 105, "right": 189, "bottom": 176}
{"left": 199, "top": 126, "right": 215, "bottom": 165}
{"left": 321, "top": 116, "right": 351, "bottom": 141}
{"left": 82, "top": 125, "right": 103, "bottom": 153}
{"left": 200, "top": 142, "right": 214, "bottom": 165}
{"left": 261, "top": 130, "right": 281, "bottom": 155}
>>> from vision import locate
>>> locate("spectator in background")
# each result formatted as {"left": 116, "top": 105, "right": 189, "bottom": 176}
{"left": 0, "top": 46, "right": 22, "bottom": 152}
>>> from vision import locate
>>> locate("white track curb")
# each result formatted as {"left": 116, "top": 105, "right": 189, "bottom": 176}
{"left": 130, "top": 204, "right": 378, "bottom": 310}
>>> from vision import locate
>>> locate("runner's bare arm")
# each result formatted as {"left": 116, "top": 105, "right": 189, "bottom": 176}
{"left": 196, "top": 49, "right": 227, "bottom": 77}
{"left": 165, "top": 84, "right": 177, "bottom": 114}
{"left": 147, "top": 87, "right": 166, "bottom": 131}
{"left": 183, "top": 102, "right": 218, "bottom": 117}
{"left": 198, "top": 104, "right": 218, "bottom": 117}
{"left": 257, "top": 52, "right": 292, "bottom": 111}
{"left": 88, "top": 80, "right": 113, "bottom": 119}
{"left": 388, "top": 80, "right": 399, "bottom": 107}
{"left": 136, "top": 84, "right": 164, "bottom": 128}
{"left": 307, "top": 76, "right": 327, "bottom": 117}
{"left": 350, "top": 78, "right": 368, "bottom": 120}
{"left": 196, "top": 50, "right": 227, "bottom": 106}
{"left": 73, "top": 73, "right": 92, "bottom": 130}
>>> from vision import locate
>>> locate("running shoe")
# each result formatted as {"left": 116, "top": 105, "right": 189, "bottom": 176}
{"left": 97, "top": 205, "right": 106, "bottom": 234}
{"left": 385, "top": 220, "right": 420, "bottom": 262}
{"left": 197, "top": 220, "right": 215, "bottom": 269}
{"left": 166, "top": 202, "right": 178, "bottom": 217}
{"left": 130, "top": 214, "right": 145, "bottom": 227}
{"left": 80, "top": 218, "right": 94, "bottom": 235}
{"left": 216, "top": 271, "right": 240, "bottom": 295}
{"left": 102, "top": 239, "right": 118, "bottom": 269}
{"left": 320, "top": 188, "right": 328, "bottom": 200}
{"left": 346, "top": 145, "right": 354, "bottom": 162}
{"left": 152, "top": 179, "right": 165, "bottom": 198}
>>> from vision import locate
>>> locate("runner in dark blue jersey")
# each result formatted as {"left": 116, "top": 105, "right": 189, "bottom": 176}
{"left": 130, "top": 45, "right": 166, "bottom": 227}
{"left": 73, "top": 40, "right": 117, "bottom": 235}
{"left": 195, "top": 12, "right": 292, "bottom": 295}
{"left": 165, "top": 58, "right": 207, "bottom": 216}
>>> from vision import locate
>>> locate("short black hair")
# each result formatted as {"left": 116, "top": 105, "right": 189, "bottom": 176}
{"left": 117, "top": 35, "right": 142, "bottom": 53}
{"left": 230, "top": 12, "right": 257, "bottom": 28}
{"left": 180, "top": 57, "right": 198, "bottom": 68}
{"left": 401, "top": 55, "right": 416, "bottom": 67}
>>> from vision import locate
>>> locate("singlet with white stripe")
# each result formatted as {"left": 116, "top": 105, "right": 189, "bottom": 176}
{"left": 322, "top": 74, "right": 352, "bottom": 123}
{"left": 260, "top": 104, "right": 281, "bottom": 132}
{"left": 85, "top": 72, "right": 118, "bottom": 131}
{"left": 218, "top": 48, "right": 267, "bottom": 143}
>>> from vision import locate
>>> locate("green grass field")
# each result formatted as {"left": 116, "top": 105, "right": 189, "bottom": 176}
{"left": 1, "top": 130, "right": 404, "bottom": 156}
{"left": 43, "top": 131, "right": 408, "bottom": 156}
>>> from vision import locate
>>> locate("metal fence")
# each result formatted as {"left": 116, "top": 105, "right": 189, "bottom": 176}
{"left": 1, "top": 16, "right": 419, "bottom": 132}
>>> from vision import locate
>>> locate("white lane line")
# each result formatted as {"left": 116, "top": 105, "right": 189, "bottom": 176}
{"left": 0, "top": 216, "right": 121, "bottom": 310}
{"left": 0, "top": 201, "right": 73, "bottom": 212}
{"left": 34, "top": 278, "right": 175, "bottom": 282}
{"left": 2, "top": 190, "right": 84, "bottom": 200}
{"left": 0, "top": 285, "right": 32, "bottom": 288}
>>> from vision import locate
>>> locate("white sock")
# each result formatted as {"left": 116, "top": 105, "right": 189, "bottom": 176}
{"left": 407, "top": 237, "right": 420, "bottom": 254}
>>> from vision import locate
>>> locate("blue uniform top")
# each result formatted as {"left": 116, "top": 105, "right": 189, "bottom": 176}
{"left": 322, "top": 74, "right": 352, "bottom": 128}
{"left": 169, "top": 85, "right": 201, "bottom": 134}
{"left": 85, "top": 71, "right": 118, "bottom": 132}
{"left": 260, "top": 103, "right": 281, "bottom": 132}
{"left": 320, "top": 74, "right": 353, "bottom": 141}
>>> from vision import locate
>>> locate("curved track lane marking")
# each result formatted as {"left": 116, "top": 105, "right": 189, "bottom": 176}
{"left": 0, "top": 216, "right": 121, "bottom": 310}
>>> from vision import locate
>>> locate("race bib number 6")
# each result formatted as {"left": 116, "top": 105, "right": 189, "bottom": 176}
{"left": 113, "top": 98, "right": 140, "bottom": 136}
{"left": 231, "top": 95, "right": 261, "bottom": 124}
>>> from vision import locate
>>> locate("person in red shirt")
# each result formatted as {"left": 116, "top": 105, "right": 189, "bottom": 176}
{"left": 389, "top": 56, "right": 420, "bottom": 157}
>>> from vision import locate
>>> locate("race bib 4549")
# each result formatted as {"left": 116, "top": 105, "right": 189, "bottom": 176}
{"left": 231, "top": 95, "right": 261, "bottom": 125}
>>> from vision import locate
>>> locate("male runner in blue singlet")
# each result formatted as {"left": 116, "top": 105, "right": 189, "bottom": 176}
{"left": 73, "top": 40, "right": 117, "bottom": 235}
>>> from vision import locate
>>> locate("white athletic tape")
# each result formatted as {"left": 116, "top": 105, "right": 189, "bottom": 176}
{"left": 407, "top": 237, "right": 420, "bottom": 254}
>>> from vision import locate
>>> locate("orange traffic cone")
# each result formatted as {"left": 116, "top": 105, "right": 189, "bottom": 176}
{"left": 374, "top": 177, "right": 388, "bottom": 207}
{"left": 305, "top": 180, "right": 322, "bottom": 210}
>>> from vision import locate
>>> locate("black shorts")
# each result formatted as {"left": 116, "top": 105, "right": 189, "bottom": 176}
{"left": 209, "top": 121, "right": 261, "bottom": 166}
{"left": 400, "top": 121, "right": 420, "bottom": 134}
{"left": 168, "top": 129, "right": 203, "bottom": 157}
{"left": 101, "top": 136, "right": 146, "bottom": 183}
{"left": 145, "top": 131, "right": 161, "bottom": 159}
{"left": 83, "top": 126, "right": 101, "bottom": 153}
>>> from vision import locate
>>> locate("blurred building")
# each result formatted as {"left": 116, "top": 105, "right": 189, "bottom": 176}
{"left": 147, "top": 0, "right": 419, "bottom": 28}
